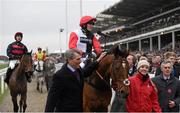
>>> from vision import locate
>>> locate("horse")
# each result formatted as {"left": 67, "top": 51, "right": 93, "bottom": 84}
{"left": 43, "top": 57, "right": 56, "bottom": 91}
{"left": 8, "top": 52, "right": 33, "bottom": 112}
{"left": 34, "top": 60, "right": 44, "bottom": 93}
{"left": 83, "top": 45, "right": 130, "bottom": 112}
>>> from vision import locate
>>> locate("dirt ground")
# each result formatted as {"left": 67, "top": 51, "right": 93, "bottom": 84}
{"left": 0, "top": 78, "right": 48, "bottom": 112}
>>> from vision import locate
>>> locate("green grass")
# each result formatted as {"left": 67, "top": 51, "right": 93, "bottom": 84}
{"left": 0, "top": 64, "right": 8, "bottom": 69}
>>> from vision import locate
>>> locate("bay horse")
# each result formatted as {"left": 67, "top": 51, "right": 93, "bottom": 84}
{"left": 8, "top": 52, "right": 33, "bottom": 112}
{"left": 83, "top": 45, "right": 130, "bottom": 112}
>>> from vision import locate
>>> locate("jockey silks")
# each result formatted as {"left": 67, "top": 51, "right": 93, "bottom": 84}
{"left": 34, "top": 52, "right": 45, "bottom": 61}
{"left": 75, "top": 29, "right": 93, "bottom": 54}
{"left": 69, "top": 28, "right": 102, "bottom": 55}
{"left": 7, "top": 41, "right": 28, "bottom": 60}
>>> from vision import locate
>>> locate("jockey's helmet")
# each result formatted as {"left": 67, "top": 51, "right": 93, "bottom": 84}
{"left": 14, "top": 32, "right": 23, "bottom": 40}
{"left": 38, "top": 47, "right": 42, "bottom": 51}
{"left": 79, "top": 16, "right": 96, "bottom": 27}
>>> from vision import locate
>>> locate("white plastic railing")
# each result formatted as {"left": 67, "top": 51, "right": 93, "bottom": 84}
{"left": 0, "top": 68, "right": 8, "bottom": 95}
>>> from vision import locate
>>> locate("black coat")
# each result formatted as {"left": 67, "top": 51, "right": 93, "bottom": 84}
{"left": 152, "top": 74, "right": 180, "bottom": 112}
{"left": 45, "top": 61, "right": 98, "bottom": 112}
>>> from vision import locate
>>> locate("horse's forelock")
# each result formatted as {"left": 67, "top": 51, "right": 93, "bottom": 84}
{"left": 110, "top": 45, "right": 129, "bottom": 58}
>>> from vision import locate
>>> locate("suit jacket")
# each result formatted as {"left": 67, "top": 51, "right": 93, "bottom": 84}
{"left": 45, "top": 61, "right": 98, "bottom": 112}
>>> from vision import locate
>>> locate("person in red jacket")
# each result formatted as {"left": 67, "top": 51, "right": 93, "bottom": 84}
{"left": 69, "top": 15, "right": 102, "bottom": 57}
{"left": 126, "top": 60, "right": 162, "bottom": 112}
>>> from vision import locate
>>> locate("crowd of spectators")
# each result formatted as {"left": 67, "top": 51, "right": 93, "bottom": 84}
{"left": 99, "top": 13, "right": 180, "bottom": 43}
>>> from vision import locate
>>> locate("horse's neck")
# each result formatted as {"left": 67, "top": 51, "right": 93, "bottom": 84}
{"left": 37, "top": 61, "right": 44, "bottom": 70}
{"left": 88, "top": 56, "right": 112, "bottom": 88}
{"left": 12, "top": 63, "right": 26, "bottom": 79}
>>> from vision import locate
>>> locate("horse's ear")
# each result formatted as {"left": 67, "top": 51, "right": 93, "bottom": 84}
{"left": 123, "top": 49, "right": 129, "bottom": 58}
{"left": 114, "top": 44, "right": 129, "bottom": 58}
{"left": 112, "top": 44, "right": 122, "bottom": 58}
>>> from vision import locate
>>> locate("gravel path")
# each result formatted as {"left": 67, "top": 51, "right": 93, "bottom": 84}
{"left": 0, "top": 78, "right": 48, "bottom": 112}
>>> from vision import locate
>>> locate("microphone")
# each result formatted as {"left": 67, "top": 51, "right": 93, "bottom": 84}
{"left": 97, "top": 31, "right": 112, "bottom": 38}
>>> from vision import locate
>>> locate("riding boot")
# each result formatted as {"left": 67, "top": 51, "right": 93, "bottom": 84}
{"left": 4, "top": 68, "right": 12, "bottom": 84}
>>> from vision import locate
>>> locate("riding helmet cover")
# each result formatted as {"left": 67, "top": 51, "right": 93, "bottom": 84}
{"left": 79, "top": 16, "right": 96, "bottom": 27}
{"left": 14, "top": 32, "right": 23, "bottom": 40}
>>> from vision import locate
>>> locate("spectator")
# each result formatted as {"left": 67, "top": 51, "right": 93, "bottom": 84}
{"left": 126, "top": 53, "right": 137, "bottom": 76}
{"left": 152, "top": 60, "right": 180, "bottom": 112}
{"left": 44, "top": 49, "right": 106, "bottom": 112}
{"left": 155, "top": 52, "right": 180, "bottom": 78}
{"left": 125, "top": 60, "right": 161, "bottom": 112}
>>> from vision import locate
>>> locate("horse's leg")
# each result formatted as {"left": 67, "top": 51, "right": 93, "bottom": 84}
{"left": 11, "top": 95, "right": 18, "bottom": 112}
{"left": 21, "top": 93, "right": 27, "bottom": 113}
{"left": 37, "top": 79, "right": 39, "bottom": 91}
{"left": 41, "top": 79, "right": 43, "bottom": 93}
{"left": 45, "top": 76, "right": 49, "bottom": 91}
{"left": 19, "top": 95, "right": 23, "bottom": 112}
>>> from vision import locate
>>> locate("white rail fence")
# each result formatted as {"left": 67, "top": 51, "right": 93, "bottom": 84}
{"left": 0, "top": 68, "right": 8, "bottom": 95}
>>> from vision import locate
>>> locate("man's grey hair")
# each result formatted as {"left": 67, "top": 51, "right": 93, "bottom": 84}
{"left": 160, "top": 60, "right": 173, "bottom": 70}
{"left": 65, "top": 49, "right": 81, "bottom": 60}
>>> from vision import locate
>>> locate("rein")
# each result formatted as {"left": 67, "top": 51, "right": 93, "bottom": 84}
{"left": 95, "top": 70, "right": 111, "bottom": 87}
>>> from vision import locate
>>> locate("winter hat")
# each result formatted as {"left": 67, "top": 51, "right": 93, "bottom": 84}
{"left": 137, "top": 60, "right": 150, "bottom": 70}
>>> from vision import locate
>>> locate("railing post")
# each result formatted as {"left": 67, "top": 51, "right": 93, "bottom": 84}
{"left": 1, "top": 75, "right": 4, "bottom": 94}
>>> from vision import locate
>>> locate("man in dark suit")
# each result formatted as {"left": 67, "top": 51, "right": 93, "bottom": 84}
{"left": 155, "top": 52, "right": 180, "bottom": 78}
{"left": 45, "top": 49, "right": 106, "bottom": 112}
{"left": 152, "top": 60, "right": 180, "bottom": 112}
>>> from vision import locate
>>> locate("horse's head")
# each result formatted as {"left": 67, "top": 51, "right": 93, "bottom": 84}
{"left": 43, "top": 57, "right": 56, "bottom": 72}
{"left": 109, "top": 45, "right": 130, "bottom": 95}
{"left": 20, "top": 51, "right": 34, "bottom": 75}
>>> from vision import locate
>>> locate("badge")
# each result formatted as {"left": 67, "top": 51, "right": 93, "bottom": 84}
{"left": 167, "top": 88, "right": 172, "bottom": 93}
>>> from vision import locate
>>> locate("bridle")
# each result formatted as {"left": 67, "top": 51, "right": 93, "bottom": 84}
{"left": 110, "top": 57, "right": 130, "bottom": 92}
{"left": 95, "top": 56, "right": 130, "bottom": 92}
{"left": 21, "top": 54, "right": 33, "bottom": 75}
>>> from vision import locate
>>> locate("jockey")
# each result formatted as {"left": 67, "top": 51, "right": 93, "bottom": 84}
{"left": 34, "top": 47, "right": 46, "bottom": 61}
{"left": 69, "top": 15, "right": 102, "bottom": 68}
{"left": 34, "top": 47, "right": 46, "bottom": 71}
{"left": 4, "top": 32, "right": 31, "bottom": 84}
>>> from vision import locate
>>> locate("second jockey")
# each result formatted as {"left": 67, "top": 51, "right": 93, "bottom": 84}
{"left": 34, "top": 47, "right": 46, "bottom": 71}
{"left": 34, "top": 47, "right": 46, "bottom": 62}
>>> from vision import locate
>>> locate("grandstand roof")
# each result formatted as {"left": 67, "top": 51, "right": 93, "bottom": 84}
{"left": 94, "top": 0, "right": 179, "bottom": 32}
{"left": 102, "top": 0, "right": 175, "bottom": 18}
